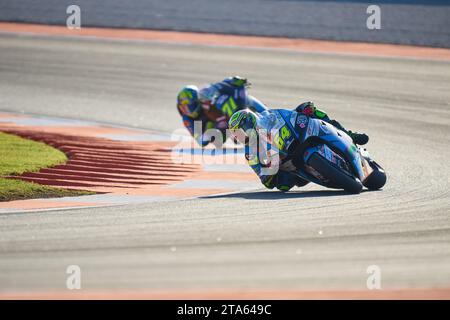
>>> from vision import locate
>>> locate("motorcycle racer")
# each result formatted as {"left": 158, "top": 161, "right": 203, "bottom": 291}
{"left": 295, "top": 102, "right": 368, "bottom": 146}
{"left": 176, "top": 76, "right": 267, "bottom": 147}
{"left": 228, "top": 103, "right": 369, "bottom": 191}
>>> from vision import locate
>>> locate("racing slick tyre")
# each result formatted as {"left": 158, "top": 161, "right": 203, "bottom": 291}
{"left": 308, "top": 153, "right": 363, "bottom": 194}
{"left": 363, "top": 164, "right": 387, "bottom": 190}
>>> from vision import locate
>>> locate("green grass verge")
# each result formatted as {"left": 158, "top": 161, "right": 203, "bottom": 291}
{"left": 0, "top": 179, "right": 93, "bottom": 202}
{"left": 0, "top": 132, "right": 94, "bottom": 202}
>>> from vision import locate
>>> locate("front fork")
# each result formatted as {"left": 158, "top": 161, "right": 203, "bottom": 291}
{"left": 358, "top": 147, "right": 375, "bottom": 182}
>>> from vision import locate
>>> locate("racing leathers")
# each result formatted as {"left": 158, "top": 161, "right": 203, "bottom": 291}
{"left": 177, "top": 76, "right": 267, "bottom": 147}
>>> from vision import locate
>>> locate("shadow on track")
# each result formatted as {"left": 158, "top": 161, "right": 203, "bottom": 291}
{"left": 201, "top": 189, "right": 368, "bottom": 200}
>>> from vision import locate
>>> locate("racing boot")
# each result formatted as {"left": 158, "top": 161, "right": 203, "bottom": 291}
{"left": 328, "top": 119, "right": 369, "bottom": 145}
{"left": 347, "top": 130, "right": 369, "bottom": 145}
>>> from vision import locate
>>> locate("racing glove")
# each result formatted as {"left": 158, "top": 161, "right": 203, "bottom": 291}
{"left": 295, "top": 101, "right": 328, "bottom": 119}
{"left": 225, "top": 76, "right": 250, "bottom": 88}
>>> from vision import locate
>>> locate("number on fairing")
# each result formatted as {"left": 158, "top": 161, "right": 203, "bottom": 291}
{"left": 281, "top": 126, "right": 291, "bottom": 139}
{"left": 274, "top": 125, "right": 291, "bottom": 149}
{"left": 222, "top": 97, "right": 238, "bottom": 117}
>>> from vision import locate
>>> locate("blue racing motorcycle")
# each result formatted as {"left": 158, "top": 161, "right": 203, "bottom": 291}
{"left": 256, "top": 109, "right": 387, "bottom": 194}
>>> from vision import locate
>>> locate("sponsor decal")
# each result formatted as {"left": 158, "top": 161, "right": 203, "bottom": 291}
{"left": 274, "top": 111, "right": 286, "bottom": 125}
{"left": 320, "top": 122, "right": 330, "bottom": 134}
{"left": 290, "top": 113, "right": 297, "bottom": 127}
{"left": 323, "top": 145, "right": 334, "bottom": 162}
{"left": 296, "top": 115, "right": 308, "bottom": 129}
{"left": 304, "top": 120, "right": 319, "bottom": 139}
{"left": 216, "top": 95, "right": 227, "bottom": 106}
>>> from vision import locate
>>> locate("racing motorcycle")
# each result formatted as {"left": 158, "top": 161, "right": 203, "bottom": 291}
{"left": 257, "top": 110, "right": 387, "bottom": 194}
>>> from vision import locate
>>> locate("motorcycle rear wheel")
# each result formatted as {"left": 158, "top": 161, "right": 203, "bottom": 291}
{"left": 307, "top": 153, "right": 363, "bottom": 194}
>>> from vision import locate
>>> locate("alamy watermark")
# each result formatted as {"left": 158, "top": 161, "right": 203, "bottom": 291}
{"left": 66, "top": 265, "right": 81, "bottom": 290}
{"left": 366, "top": 5, "right": 381, "bottom": 30}
{"left": 66, "top": 5, "right": 81, "bottom": 30}
{"left": 171, "top": 122, "right": 281, "bottom": 175}
{"left": 366, "top": 265, "right": 382, "bottom": 290}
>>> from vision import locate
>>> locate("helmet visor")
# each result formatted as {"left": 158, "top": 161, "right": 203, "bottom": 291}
{"left": 178, "top": 101, "right": 201, "bottom": 118}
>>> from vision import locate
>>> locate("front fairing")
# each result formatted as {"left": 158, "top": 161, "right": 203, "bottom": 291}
{"left": 255, "top": 110, "right": 299, "bottom": 152}
{"left": 300, "top": 118, "right": 365, "bottom": 181}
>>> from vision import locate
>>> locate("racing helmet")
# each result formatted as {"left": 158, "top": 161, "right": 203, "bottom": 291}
{"left": 177, "top": 85, "right": 201, "bottom": 118}
{"left": 228, "top": 109, "right": 259, "bottom": 144}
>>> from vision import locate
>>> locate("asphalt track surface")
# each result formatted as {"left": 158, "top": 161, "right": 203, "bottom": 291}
{"left": 1, "top": 0, "right": 450, "bottom": 48}
{"left": 0, "top": 33, "right": 450, "bottom": 295}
